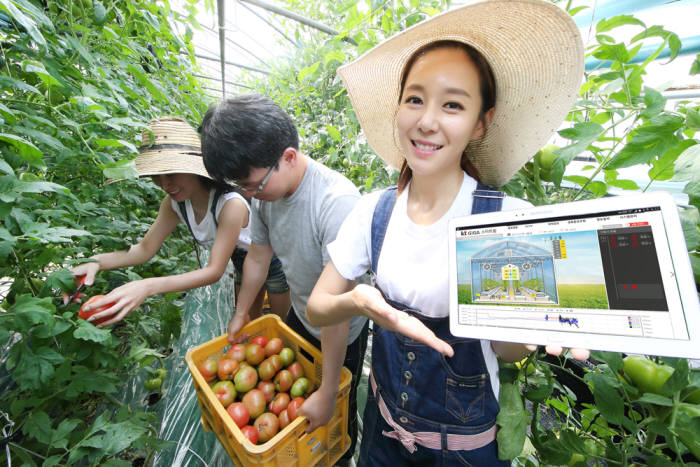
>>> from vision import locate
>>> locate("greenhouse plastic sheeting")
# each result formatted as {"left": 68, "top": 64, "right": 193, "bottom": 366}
{"left": 122, "top": 247, "right": 235, "bottom": 467}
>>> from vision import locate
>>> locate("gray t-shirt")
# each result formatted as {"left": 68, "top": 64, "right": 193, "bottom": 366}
{"left": 251, "top": 158, "right": 367, "bottom": 343}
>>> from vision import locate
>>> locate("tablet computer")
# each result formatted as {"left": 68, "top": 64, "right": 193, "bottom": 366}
{"left": 447, "top": 191, "right": 700, "bottom": 358}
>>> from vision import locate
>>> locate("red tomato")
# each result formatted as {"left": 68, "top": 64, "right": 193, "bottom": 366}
{"left": 264, "top": 337, "right": 283, "bottom": 357}
{"left": 245, "top": 343, "right": 265, "bottom": 366}
{"left": 240, "top": 425, "right": 258, "bottom": 444}
{"left": 242, "top": 389, "right": 266, "bottom": 419}
{"left": 217, "top": 358, "right": 239, "bottom": 381}
{"left": 251, "top": 335, "right": 268, "bottom": 347}
{"left": 227, "top": 402, "right": 250, "bottom": 428}
{"left": 225, "top": 344, "right": 247, "bottom": 362}
{"left": 197, "top": 358, "right": 218, "bottom": 383}
{"left": 269, "top": 392, "right": 290, "bottom": 415}
{"left": 78, "top": 295, "right": 114, "bottom": 326}
{"left": 278, "top": 409, "right": 291, "bottom": 429}
{"left": 254, "top": 412, "right": 279, "bottom": 443}
{"left": 287, "top": 397, "right": 305, "bottom": 421}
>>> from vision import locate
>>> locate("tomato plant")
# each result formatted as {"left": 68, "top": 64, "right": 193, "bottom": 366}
{"left": 0, "top": 0, "right": 208, "bottom": 463}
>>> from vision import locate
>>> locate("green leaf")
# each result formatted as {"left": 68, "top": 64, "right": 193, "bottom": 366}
{"left": 641, "top": 87, "right": 666, "bottom": 120}
{"left": 0, "top": 102, "right": 17, "bottom": 125}
{"left": 650, "top": 139, "right": 696, "bottom": 182}
{"left": 0, "top": 133, "right": 43, "bottom": 166}
{"left": 596, "top": 15, "right": 645, "bottom": 33}
{"left": 14, "top": 346, "right": 65, "bottom": 390}
{"left": 23, "top": 410, "right": 52, "bottom": 444}
{"left": 66, "top": 366, "right": 118, "bottom": 397}
{"left": 636, "top": 393, "right": 673, "bottom": 406}
{"left": 672, "top": 143, "right": 700, "bottom": 182}
{"left": 73, "top": 320, "right": 112, "bottom": 343}
{"left": 687, "top": 106, "right": 700, "bottom": 131}
{"left": 0, "top": 75, "right": 41, "bottom": 95}
{"left": 21, "top": 59, "right": 60, "bottom": 86}
{"left": 590, "top": 373, "right": 624, "bottom": 424}
{"left": 0, "top": 0, "right": 47, "bottom": 48}
{"left": 82, "top": 419, "right": 148, "bottom": 455}
{"left": 325, "top": 124, "right": 342, "bottom": 143}
{"left": 679, "top": 206, "right": 700, "bottom": 251}
{"left": 16, "top": 127, "right": 66, "bottom": 151}
{"left": 10, "top": 295, "right": 54, "bottom": 330}
{"left": 51, "top": 418, "right": 81, "bottom": 450}
{"left": 21, "top": 223, "right": 92, "bottom": 243}
{"left": 323, "top": 50, "right": 345, "bottom": 66}
{"left": 496, "top": 367, "right": 528, "bottom": 460}
{"left": 94, "top": 138, "right": 138, "bottom": 154}
{"left": 298, "top": 61, "right": 320, "bottom": 82}
{"left": 607, "top": 114, "right": 684, "bottom": 169}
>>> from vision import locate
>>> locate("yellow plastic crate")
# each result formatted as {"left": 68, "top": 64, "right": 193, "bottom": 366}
{"left": 185, "top": 314, "right": 351, "bottom": 466}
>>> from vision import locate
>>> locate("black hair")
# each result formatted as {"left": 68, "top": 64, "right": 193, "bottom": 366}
{"left": 397, "top": 41, "right": 496, "bottom": 192}
{"left": 198, "top": 175, "right": 235, "bottom": 194}
{"left": 198, "top": 94, "right": 299, "bottom": 183}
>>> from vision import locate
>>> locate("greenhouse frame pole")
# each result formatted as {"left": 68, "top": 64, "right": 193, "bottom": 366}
{"left": 237, "top": 0, "right": 357, "bottom": 45}
{"left": 218, "top": 0, "right": 226, "bottom": 98}
{"left": 194, "top": 53, "right": 269, "bottom": 74}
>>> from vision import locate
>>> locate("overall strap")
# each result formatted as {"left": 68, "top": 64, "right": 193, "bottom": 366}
{"left": 471, "top": 182, "right": 504, "bottom": 214}
{"left": 370, "top": 186, "right": 398, "bottom": 280}
{"left": 177, "top": 201, "right": 195, "bottom": 237}
{"left": 177, "top": 200, "right": 203, "bottom": 268}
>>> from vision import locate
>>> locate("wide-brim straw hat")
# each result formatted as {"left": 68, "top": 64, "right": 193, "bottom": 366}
{"left": 337, "top": 0, "right": 584, "bottom": 187}
{"left": 134, "top": 117, "right": 211, "bottom": 179}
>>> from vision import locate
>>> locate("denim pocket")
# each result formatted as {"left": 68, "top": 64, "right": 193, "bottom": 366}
{"left": 442, "top": 340, "right": 488, "bottom": 423}
{"left": 445, "top": 375, "right": 486, "bottom": 423}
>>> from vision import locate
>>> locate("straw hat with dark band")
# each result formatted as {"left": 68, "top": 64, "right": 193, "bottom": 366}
{"left": 337, "top": 0, "right": 584, "bottom": 187}
{"left": 134, "top": 117, "right": 211, "bottom": 179}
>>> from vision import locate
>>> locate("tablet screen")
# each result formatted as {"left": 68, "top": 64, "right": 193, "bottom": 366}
{"left": 453, "top": 204, "right": 691, "bottom": 342}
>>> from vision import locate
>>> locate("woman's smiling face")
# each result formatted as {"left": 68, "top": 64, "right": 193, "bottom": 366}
{"left": 397, "top": 46, "right": 490, "bottom": 178}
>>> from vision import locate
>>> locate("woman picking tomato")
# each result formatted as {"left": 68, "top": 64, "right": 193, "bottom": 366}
{"left": 305, "top": 1, "right": 588, "bottom": 465}
{"left": 63, "top": 117, "right": 290, "bottom": 325}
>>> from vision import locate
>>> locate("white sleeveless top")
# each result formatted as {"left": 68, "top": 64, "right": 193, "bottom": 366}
{"left": 170, "top": 189, "right": 252, "bottom": 250}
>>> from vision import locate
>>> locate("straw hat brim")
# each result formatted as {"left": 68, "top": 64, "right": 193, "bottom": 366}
{"left": 337, "top": 0, "right": 584, "bottom": 187}
{"left": 134, "top": 149, "right": 211, "bottom": 179}
{"left": 133, "top": 117, "right": 211, "bottom": 179}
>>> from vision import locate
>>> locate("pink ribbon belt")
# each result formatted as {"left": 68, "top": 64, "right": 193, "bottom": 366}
{"left": 369, "top": 371, "right": 497, "bottom": 454}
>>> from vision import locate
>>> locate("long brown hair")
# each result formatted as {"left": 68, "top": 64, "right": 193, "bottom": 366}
{"left": 396, "top": 41, "right": 496, "bottom": 193}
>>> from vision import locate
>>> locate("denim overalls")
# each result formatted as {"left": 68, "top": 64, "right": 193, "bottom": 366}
{"left": 358, "top": 184, "right": 510, "bottom": 467}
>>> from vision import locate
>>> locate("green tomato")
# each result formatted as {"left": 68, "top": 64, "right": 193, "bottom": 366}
{"left": 568, "top": 452, "right": 586, "bottom": 466}
{"left": 684, "top": 387, "right": 700, "bottom": 404}
{"left": 144, "top": 377, "right": 162, "bottom": 391}
{"left": 623, "top": 355, "right": 674, "bottom": 395}
{"left": 155, "top": 368, "right": 167, "bottom": 380}
{"left": 534, "top": 144, "right": 559, "bottom": 170}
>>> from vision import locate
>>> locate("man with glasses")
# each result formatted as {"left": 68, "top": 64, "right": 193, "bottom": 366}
{"left": 199, "top": 94, "right": 368, "bottom": 464}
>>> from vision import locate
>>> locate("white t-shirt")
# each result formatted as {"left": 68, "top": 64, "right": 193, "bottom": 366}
{"left": 171, "top": 190, "right": 252, "bottom": 250}
{"left": 327, "top": 173, "right": 532, "bottom": 397}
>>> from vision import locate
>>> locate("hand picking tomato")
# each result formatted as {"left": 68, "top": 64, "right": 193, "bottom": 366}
{"left": 78, "top": 295, "right": 115, "bottom": 326}
{"left": 622, "top": 355, "right": 674, "bottom": 395}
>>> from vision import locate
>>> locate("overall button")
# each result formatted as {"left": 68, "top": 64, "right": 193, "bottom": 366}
{"left": 403, "top": 370, "right": 412, "bottom": 380}
{"left": 406, "top": 352, "right": 415, "bottom": 361}
{"left": 399, "top": 416, "right": 408, "bottom": 423}
{"left": 400, "top": 392, "right": 408, "bottom": 402}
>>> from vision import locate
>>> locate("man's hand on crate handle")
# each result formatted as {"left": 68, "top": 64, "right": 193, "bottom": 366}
{"left": 298, "top": 386, "right": 335, "bottom": 433}
{"left": 227, "top": 310, "right": 251, "bottom": 344}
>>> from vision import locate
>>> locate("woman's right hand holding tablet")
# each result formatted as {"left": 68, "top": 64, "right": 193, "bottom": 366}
{"left": 350, "top": 283, "right": 454, "bottom": 357}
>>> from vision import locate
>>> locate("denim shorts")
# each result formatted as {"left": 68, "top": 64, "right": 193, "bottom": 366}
{"left": 231, "top": 248, "right": 289, "bottom": 294}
